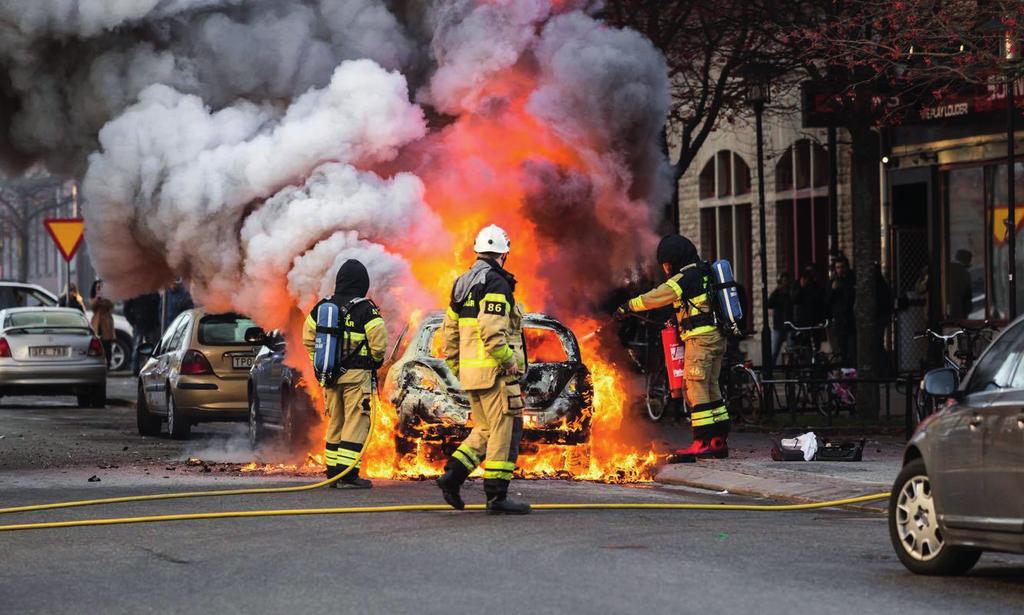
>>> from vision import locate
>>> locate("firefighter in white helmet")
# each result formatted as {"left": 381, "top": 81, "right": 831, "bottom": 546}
{"left": 435, "top": 224, "right": 531, "bottom": 514}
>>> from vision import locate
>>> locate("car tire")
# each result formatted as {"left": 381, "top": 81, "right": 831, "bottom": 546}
{"left": 167, "top": 392, "right": 191, "bottom": 440}
{"left": 110, "top": 334, "right": 131, "bottom": 372}
{"left": 137, "top": 382, "right": 161, "bottom": 436}
{"left": 248, "top": 391, "right": 265, "bottom": 449}
{"left": 888, "top": 458, "right": 981, "bottom": 576}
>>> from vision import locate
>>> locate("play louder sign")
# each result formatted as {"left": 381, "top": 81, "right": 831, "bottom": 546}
{"left": 43, "top": 218, "right": 85, "bottom": 262}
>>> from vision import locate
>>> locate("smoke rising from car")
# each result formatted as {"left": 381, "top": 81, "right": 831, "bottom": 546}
{"left": 0, "top": 0, "right": 670, "bottom": 333}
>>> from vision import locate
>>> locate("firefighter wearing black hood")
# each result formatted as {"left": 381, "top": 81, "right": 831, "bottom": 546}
{"left": 617, "top": 235, "right": 731, "bottom": 461}
{"left": 302, "top": 259, "right": 388, "bottom": 488}
{"left": 435, "top": 224, "right": 531, "bottom": 515}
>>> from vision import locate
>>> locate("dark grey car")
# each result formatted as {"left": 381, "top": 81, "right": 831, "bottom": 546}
{"left": 246, "top": 330, "right": 319, "bottom": 453}
{"left": 891, "top": 318, "right": 1024, "bottom": 575}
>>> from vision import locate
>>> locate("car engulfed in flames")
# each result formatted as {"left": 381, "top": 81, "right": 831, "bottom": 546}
{"left": 383, "top": 312, "right": 593, "bottom": 459}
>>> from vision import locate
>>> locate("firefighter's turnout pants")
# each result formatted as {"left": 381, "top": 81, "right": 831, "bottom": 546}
{"left": 450, "top": 376, "right": 525, "bottom": 485}
{"left": 684, "top": 329, "right": 730, "bottom": 438}
{"left": 323, "top": 370, "right": 372, "bottom": 478}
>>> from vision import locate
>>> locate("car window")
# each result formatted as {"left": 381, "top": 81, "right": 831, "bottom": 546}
{"left": 197, "top": 313, "right": 257, "bottom": 346}
{"left": 428, "top": 327, "right": 444, "bottom": 359}
{"left": 966, "top": 323, "right": 1024, "bottom": 394}
{"left": 5, "top": 311, "right": 90, "bottom": 328}
{"left": 525, "top": 327, "right": 569, "bottom": 363}
{"left": 169, "top": 316, "right": 191, "bottom": 351}
{"left": 27, "top": 290, "right": 56, "bottom": 307}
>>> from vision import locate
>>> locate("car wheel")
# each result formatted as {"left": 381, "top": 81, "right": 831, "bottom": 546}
{"left": 137, "top": 382, "right": 161, "bottom": 436}
{"left": 109, "top": 335, "right": 130, "bottom": 372}
{"left": 888, "top": 458, "right": 981, "bottom": 576}
{"left": 248, "top": 391, "right": 264, "bottom": 449}
{"left": 167, "top": 392, "right": 191, "bottom": 440}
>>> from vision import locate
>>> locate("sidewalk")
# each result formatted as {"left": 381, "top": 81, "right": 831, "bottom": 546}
{"left": 655, "top": 432, "right": 903, "bottom": 510}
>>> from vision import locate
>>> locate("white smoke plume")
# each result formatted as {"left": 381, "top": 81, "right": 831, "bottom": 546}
{"left": 0, "top": 0, "right": 670, "bottom": 337}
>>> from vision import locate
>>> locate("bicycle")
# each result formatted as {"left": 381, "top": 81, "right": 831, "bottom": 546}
{"left": 911, "top": 324, "right": 995, "bottom": 426}
{"left": 621, "top": 313, "right": 681, "bottom": 423}
{"left": 720, "top": 358, "right": 764, "bottom": 424}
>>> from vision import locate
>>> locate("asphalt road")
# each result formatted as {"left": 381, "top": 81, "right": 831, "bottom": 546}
{"left": 1, "top": 382, "right": 1022, "bottom": 614}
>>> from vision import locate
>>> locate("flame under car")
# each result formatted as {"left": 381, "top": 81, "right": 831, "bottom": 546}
{"left": 384, "top": 312, "right": 593, "bottom": 456}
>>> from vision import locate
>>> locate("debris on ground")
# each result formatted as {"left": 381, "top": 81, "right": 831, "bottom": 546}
{"left": 87, "top": 475, "right": 100, "bottom": 482}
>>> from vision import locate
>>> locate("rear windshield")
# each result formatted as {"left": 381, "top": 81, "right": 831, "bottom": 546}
{"left": 198, "top": 313, "right": 258, "bottom": 346}
{"left": 5, "top": 311, "right": 89, "bottom": 329}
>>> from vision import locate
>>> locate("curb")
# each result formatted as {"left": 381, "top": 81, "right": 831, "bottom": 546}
{"left": 655, "top": 463, "right": 891, "bottom": 513}
{"left": 107, "top": 398, "right": 134, "bottom": 408}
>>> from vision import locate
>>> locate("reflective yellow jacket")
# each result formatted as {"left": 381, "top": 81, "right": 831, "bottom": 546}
{"left": 442, "top": 259, "right": 525, "bottom": 391}
{"left": 627, "top": 264, "right": 717, "bottom": 340}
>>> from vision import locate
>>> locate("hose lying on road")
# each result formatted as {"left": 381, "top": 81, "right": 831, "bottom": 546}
{"left": 0, "top": 388, "right": 381, "bottom": 517}
{"left": 0, "top": 492, "right": 892, "bottom": 533}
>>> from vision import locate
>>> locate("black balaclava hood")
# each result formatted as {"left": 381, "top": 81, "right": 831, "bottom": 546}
{"left": 332, "top": 259, "right": 370, "bottom": 302}
{"left": 656, "top": 234, "right": 699, "bottom": 272}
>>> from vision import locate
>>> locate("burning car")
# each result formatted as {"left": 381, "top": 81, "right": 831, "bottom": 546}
{"left": 384, "top": 312, "right": 593, "bottom": 456}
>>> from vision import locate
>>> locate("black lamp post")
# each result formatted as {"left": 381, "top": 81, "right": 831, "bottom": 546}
{"left": 745, "top": 71, "right": 773, "bottom": 379}
{"left": 1007, "top": 31, "right": 1020, "bottom": 319}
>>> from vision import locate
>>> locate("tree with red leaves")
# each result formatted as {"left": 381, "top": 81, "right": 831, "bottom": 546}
{"left": 603, "top": 0, "right": 799, "bottom": 229}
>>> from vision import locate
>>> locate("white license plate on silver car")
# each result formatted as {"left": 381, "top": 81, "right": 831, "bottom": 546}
{"left": 231, "top": 355, "right": 255, "bottom": 369}
{"left": 30, "top": 346, "right": 69, "bottom": 358}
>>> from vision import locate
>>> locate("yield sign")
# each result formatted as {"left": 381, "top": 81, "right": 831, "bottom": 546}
{"left": 43, "top": 218, "right": 85, "bottom": 262}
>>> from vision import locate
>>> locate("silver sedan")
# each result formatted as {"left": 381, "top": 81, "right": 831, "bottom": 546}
{"left": 0, "top": 307, "right": 107, "bottom": 407}
{"left": 891, "top": 317, "right": 1024, "bottom": 575}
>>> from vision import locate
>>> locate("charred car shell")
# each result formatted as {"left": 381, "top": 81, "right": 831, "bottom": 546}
{"left": 384, "top": 312, "right": 593, "bottom": 451}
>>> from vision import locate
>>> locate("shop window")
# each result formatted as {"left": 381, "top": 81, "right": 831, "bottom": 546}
{"left": 941, "top": 162, "right": 1024, "bottom": 322}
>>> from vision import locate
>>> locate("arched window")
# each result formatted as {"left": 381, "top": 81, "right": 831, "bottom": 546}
{"left": 774, "top": 138, "right": 832, "bottom": 283}
{"left": 700, "top": 150, "right": 752, "bottom": 200}
{"left": 698, "top": 150, "right": 753, "bottom": 331}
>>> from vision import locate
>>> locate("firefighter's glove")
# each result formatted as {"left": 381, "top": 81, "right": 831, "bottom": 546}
{"left": 501, "top": 360, "right": 521, "bottom": 377}
{"left": 614, "top": 304, "right": 631, "bottom": 321}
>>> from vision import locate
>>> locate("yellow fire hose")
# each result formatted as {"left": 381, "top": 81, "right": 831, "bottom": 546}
{"left": 0, "top": 390, "right": 892, "bottom": 533}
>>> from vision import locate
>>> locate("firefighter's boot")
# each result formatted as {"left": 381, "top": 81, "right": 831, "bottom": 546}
{"left": 484, "top": 479, "right": 531, "bottom": 515}
{"left": 667, "top": 436, "right": 729, "bottom": 464}
{"left": 436, "top": 457, "right": 471, "bottom": 510}
{"left": 333, "top": 466, "right": 373, "bottom": 489}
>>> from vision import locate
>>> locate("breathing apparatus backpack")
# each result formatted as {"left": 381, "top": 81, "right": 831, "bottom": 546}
{"left": 702, "top": 259, "right": 744, "bottom": 338}
{"left": 313, "top": 297, "right": 368, "bottom": 387}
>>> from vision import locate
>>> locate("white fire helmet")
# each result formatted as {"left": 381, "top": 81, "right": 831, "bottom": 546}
{"left": 473, "top": 224, "right": 511, "bottom": 254}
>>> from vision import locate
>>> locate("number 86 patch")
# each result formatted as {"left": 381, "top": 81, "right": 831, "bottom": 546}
{"left": 483, "top": 301, "right": 507, "bottom": 315}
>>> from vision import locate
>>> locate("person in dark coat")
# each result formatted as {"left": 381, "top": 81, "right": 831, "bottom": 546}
{"left": 58, "top": 283, "right": 86, "bottom": 312}
{"left": 828, "top": 256, "right": 857, "bottom": 367}
{"left": 872, "top": 263, "right": 893, "bottom": 375}
{"left": 162, "top": 279, "right": 194, "bottom": 329}
{"left": 767, "top": 271, "right": 793, "bottom": 363}
{"left": 124, "top": 292, "right": 162, "bottom": 375}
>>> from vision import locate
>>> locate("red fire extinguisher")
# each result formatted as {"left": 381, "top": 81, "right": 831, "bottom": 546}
{"left": 661, "top": 323, "right": 685, "bottom": 398}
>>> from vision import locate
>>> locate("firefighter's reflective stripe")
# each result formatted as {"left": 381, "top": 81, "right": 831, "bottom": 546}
{"left": 452, "top": 445, "right": 480, "bottom": 471}
{"left": 482, "top": 460, "right": 516, "bottom": 480}
{"left": 364, "top": 317, "right": 385, "bottom": 332}
{"left": 628, "top": 296, "right": 645, "bottom": 311}
{"left": 665, "top": 278, "right": 683, "bottom": 298}
{"left": 336, "top": 442, "right": 363, "bottom": 469}
{"left": 304, "top": 315, "right": 317, "bottom": 361}
{"left": 691, "top": 400, "right": 728, "bottom": 427}
{"left": 446, "top": 307, "right": 458, "bottom": 320}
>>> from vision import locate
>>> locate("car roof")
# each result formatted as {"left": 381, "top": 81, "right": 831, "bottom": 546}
{"left": 1, "top": 306, "right": 87, "bottom": 314}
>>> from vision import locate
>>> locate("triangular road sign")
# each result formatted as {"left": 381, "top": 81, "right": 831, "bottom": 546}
{"left": 43, "top": 218, "right": 85, "bottom": 262}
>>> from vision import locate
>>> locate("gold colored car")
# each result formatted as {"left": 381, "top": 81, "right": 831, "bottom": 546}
{"left": 136, "top": 309, "right": 259, "bottom": 439}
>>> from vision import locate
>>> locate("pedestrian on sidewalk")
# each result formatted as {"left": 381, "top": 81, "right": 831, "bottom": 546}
{"left": 828, "top": 256, "right": 857, "bottom": 367}
{"left": 89, "top": 280, "right": 115, "bottom": 368}
{"left": 58, "top": 282, "right": 86, "bottom": 312}
{"left": 767, "top": 271, "right": 793, "bottom": 363}
{"left": 124, "top": 292, "right": 161, "bottom": 375}
{"left": 162, "top": 279, "right": 193, "bottom": 329}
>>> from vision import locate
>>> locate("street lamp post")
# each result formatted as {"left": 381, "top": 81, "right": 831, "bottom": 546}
{"left": 1007, "top": 32, "right": 1020, "bottom": 319}
{"left": 747, "top": 77, "right": 772, "bottom": 381}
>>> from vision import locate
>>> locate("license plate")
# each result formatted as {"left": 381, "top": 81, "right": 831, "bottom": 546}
{"left": 29, "top": 346, "right": 68, "bottom": 358}
{"left": 231, "top": 355, "right": 255, "bottom": 369}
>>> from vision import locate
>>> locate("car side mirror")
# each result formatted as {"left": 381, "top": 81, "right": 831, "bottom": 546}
{"left": 244, "top": 326, "right": 267, "bottom": 345}
{"left": 136, "top": 342, "right": 155, "bottom": 358}
{"left": 923, "top": 368, "right": 960, "bottom": 399}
